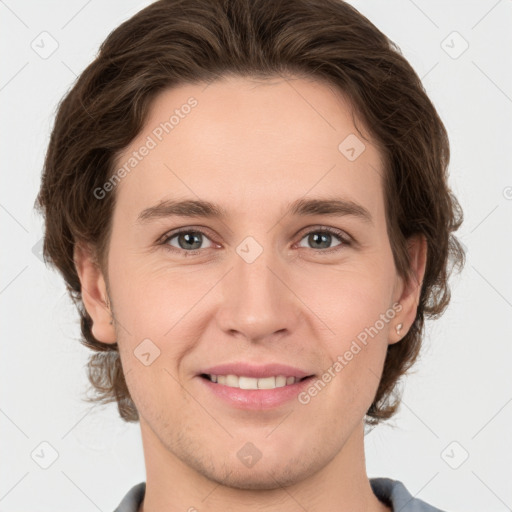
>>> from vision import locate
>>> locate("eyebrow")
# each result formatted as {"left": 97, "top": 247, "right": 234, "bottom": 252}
{"left": 136, "top": 197, "right": 373, "bottom": 225}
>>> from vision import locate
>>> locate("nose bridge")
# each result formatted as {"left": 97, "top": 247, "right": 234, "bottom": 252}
{"left": 217, "top": 237, "right": 298, "bottom": 340}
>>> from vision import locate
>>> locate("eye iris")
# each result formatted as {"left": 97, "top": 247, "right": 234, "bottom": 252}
{"left": 309, "top": 232, "right": 332, "bottom": 249}
{"left": 178, "top": 232, "right": 202, "bottom": 250}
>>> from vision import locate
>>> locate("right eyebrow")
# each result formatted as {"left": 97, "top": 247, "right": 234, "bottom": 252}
{"left": 136, "top": 199, "right": 227, "bottom": 224}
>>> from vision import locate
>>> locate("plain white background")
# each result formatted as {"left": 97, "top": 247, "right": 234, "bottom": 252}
{"left": 1, "top": 1, "right": 511, "bottom": 511}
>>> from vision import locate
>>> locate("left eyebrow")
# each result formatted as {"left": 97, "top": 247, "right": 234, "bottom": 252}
{"left": 287, "top": 197, "right": 373, "bottom": 225}
{"left": 136, "top": 197, "right": 373, "bottom": 225}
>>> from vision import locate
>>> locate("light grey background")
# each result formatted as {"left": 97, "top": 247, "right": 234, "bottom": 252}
{"left": 1, "top": 1, "right": 511, "bottom": 511}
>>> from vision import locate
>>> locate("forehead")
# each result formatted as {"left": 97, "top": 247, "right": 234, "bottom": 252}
{"left": 112, "top": 75, "right": 386, "bottom": 223}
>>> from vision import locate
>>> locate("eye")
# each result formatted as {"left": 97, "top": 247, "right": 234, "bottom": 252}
{"left": 159, "top": 226, "right": 351, "bottom": 257}
{"left": 161, "top": 229, "right": 214, "bottom": 254}
{"left": 296, "top": 227, "right": 350, "bottom": 252}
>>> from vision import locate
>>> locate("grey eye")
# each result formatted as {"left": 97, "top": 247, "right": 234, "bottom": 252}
{"left": 298, "top": 231, "right": 343, "bottom": 250}
{"left": 166, "top": 231, "right": 213, "bottom": 251}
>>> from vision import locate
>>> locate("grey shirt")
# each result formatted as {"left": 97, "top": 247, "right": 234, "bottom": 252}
{"left": 113, "top": 478, "right": 448, "bottom": 511}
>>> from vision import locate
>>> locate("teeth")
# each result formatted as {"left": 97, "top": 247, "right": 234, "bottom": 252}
{"left": 207, "top": 374, "right": 300, "bottom": 389}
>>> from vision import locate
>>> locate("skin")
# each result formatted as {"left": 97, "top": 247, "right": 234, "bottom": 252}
{"left": 74, "top": 75, "right": 427, "bottom": 512}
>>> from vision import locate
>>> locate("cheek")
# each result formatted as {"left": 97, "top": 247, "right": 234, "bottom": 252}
{"left": 301, "top": 288, "right": 393, "bottom": 423}
{"left": 110, "top": 253, "right": 204, "bottom": 333}
{"left": 294, "top": 261, "right": 395, "bottom": 387}
{"left": 293, "top": 258, "right": 396, "bottom": 333}
{"left": 107, "top": 262, "right": 205, "bottom": 395}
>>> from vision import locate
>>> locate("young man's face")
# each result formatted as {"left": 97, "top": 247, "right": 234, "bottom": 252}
{"left": 77, "top": 75, "right": 424, "bottom": 490}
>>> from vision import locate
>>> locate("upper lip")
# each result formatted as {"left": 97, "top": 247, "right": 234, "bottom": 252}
{"left": 199, "top": 363, "right": 314, "bottom": 379}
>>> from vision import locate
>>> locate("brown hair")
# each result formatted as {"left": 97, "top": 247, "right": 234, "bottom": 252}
{"left": 35, "top": 0, "right": 465, "bottom": 425}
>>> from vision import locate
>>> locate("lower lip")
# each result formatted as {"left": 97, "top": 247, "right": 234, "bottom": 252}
{"left": 197, "top": 375, "right": 315, "bottom": 410}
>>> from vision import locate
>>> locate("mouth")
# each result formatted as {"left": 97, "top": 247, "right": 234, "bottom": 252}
{"left": 197, "top": 372, "right": 316, "bottom": 409}
{"left": 196, "top": 362, "right": 317, "bottom": 408}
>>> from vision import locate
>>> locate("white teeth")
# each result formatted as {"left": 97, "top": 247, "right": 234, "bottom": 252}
{"left": 206, "top": 374, "right": 300, "bottom": 389}
{"left": 275, "top": 376, "right": 287, "bottom": 387}
{"left": 257, "top": 376, "right": 276, "bottom": 389}
{"left": 239, "top": 376, "right": 259, "bottom": 389}
{"left": 225, "top": 374, "right": 238, "bottom": 387}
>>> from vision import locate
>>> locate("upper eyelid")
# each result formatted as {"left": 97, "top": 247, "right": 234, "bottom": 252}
{"left": 159, "top": 226, "right": 217, "bottom": 247}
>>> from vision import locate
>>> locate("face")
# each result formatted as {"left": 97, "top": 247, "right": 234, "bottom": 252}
{"left": 78, "top": 75, "right": 422, "bottom": 490}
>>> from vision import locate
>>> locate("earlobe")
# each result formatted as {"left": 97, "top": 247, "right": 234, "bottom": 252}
{"left": 73, "top": 242, "right": 117, "bottom": 344}
{"left": 390, "top": 234, "right": 428, "bottom": 344}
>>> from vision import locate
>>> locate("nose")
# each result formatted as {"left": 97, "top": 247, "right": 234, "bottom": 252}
{"left": 215, "top": 242, "right": 302, "bottom": 344}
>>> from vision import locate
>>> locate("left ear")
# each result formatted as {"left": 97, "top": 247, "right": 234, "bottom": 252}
{"left": 390, "top": 234, "right": 428, "bottom": 344}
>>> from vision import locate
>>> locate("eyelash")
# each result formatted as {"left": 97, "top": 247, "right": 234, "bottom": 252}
{"left": 158, "top": 226, "right": 353, "bottom": 257}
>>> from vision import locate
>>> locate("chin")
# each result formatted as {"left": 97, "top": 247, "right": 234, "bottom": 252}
{"left": 196, "top": 454, "right": 318, "bottom": 491}
{"left": 213, "top": 468, "right": 303, "bottom": 491}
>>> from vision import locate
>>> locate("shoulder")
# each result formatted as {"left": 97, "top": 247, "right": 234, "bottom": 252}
{"left": 370, "top": 477, "right": 449, "bottom": 512}
{"left": 112, "top": 482, "right": 146, "bottom": 512}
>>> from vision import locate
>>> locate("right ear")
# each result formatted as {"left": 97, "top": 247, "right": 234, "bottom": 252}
{"left": 73, "top": 242, "right": 117, "bottom": 344}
